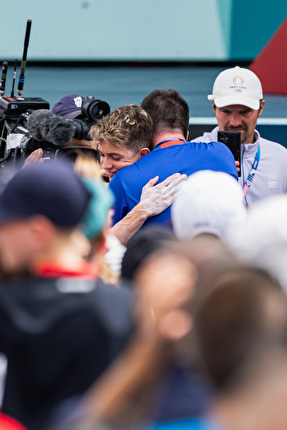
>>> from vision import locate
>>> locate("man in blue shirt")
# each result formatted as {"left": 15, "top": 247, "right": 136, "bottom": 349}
{"left": 109, "top": 89, "right": 238, "bottom": 229}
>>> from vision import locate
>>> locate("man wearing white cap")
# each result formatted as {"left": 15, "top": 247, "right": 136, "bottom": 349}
{"left": 192, "top": 66, "right": 287, "bottom": 206}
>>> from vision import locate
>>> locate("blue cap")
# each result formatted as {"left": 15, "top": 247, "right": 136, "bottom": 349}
{"left": 52, "top": 94, "right": 84, "bottom": 119}
{"left": 0, "top": 160, "right": 92, "bottom": 227}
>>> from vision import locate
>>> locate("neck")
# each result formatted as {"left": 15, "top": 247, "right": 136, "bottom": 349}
{"left": 31, "top": 230, "right": 91, "bottom": 273}
{"left": 152, "top": 131, "right": 186, "bottom": 149}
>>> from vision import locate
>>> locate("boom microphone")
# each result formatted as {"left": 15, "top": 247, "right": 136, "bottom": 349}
{"left": 26, "top": 109, "right": 75, "bottom": 146}
{"left": 17, "top": 19, "right": 32, "bottom": 98}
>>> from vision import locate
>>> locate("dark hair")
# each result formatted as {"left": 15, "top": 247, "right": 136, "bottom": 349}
{"left": 141, "top": 89, "right": 189, "bottom": 139}
{"left": 121, "top": 226, "right": 175, "bottom": 281}
{"left": 193, "top": 268, "right": 287, "bottom": 392}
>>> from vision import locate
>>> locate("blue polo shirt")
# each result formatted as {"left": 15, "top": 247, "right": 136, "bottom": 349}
{"left": 109, "top": 139, "right": 238, "bottom": 228}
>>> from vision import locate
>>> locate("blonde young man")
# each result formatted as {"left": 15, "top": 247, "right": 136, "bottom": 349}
{"left": 91, "top": 104, "right": 186, "bottom": 243}
{"left": 192, "top": 66, "right": 287, "bottom": 206}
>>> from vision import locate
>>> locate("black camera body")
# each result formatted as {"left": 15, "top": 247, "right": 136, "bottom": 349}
{"left": 0, "top": 96, "right": 49, "bottom": 120}
{"left": 0, "top": 95, "right": 110, "bottom": 166}
{"left": 0, "top": 96, "right": 50, "bottom": 160}
{"left": 70, "top": 96, "right": 110, "bottom": 140}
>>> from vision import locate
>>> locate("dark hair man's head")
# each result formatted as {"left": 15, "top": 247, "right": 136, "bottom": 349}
{"left": 193, "top": 268, "right": 287, "bottom": 393}
{"left": 141, "top": 89, "right": 189, "bottom": 144}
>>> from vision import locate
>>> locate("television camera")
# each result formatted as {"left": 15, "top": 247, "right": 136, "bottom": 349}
{"left": 0, "top": 19, "right": 110, "bottom": 173}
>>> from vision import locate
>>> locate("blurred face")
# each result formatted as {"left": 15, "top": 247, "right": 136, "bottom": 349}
{"left": 214, "top": 102, "right": 265, "bottom": 144}
{"left": 98, "top": 141, "right": 148, "bottom": 180}
{"left": 0, "top": 219, "right": 36, "bottom": 273}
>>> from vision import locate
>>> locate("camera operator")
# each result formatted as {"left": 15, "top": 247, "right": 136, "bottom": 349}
{"left": 23, "top": 94, "right": 110, "bottom": 166}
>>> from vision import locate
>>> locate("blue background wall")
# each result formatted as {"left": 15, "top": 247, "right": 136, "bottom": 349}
{"left": 0, "top": 0, "right": 286, "bottom": 62}
{"left": 229, "top": 0, "right": 287, "bottom": 60}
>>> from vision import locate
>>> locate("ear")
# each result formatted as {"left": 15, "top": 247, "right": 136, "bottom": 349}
{"left": 90, "top": 231, "right": 107, "bottom": 259}
{"left": 139, "top": 147, "right": 150, "bottom": 157}
{"left": 29, "top": 215, "right": 56, "bottom": 249}
{"left": 258, "top": 100, "right": 265, "bottom": 118}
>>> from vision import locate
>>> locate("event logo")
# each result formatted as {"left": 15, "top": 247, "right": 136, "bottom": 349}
{"left": 233, "top": 75, "right": 244, "bottom": 86}
{"left": 230, "top": 75, "right": 246, "bottom": 93}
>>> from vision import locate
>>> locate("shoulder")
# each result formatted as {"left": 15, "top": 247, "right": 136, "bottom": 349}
{"left": 190, "top": 126, "right": 219, "bottom": 143}
{"left": 260, "top": 136, "right": 287, "bottom": 152}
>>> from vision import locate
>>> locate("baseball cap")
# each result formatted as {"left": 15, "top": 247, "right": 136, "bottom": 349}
{"left": 208, "top": 66, "right": 263, "bottom": 110}
{"left": 171, "top": 170, "right": 246, "bottom": 240}
{"left": 226, "top": 194, "right": 287, "bottom": 293}
{"left": 0, "top": 160, "right": 92, "bottom": 227}
{"left": 52, "top": 94, "right": 84, "bottom": 119}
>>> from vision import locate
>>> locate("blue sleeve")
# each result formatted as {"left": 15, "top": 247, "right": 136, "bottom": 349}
{"left": 108, "top": 174, "right": 129, "bottom": 225}
{"left": 213, "top": 142, "right": 238, "bottom": 180}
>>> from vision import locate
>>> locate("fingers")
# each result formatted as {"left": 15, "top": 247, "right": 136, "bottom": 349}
{"left": 159, "top": 174, "right": 187, "bottom": 203}
{"left": 142, "top": 176, "right": 159, "bottom": 190}
{"left": 22, "top": 148, "right": 43, "bottom": 168}
{"left": 163, "top": 173, "right": 187, "bottom": 191}
{"left": 155, "top": 173, "right": 184, "bottom": 188}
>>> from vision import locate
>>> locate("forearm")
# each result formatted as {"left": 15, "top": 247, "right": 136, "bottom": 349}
{"left": 108, "top": 202, "right": 148, "bottom": 245}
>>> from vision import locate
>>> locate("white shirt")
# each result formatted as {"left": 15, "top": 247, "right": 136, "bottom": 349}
{"left": 192, "top": 126, "right": 287, "bottom": 206}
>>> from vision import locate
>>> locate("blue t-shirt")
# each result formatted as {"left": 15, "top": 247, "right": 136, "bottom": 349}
{"left": 109, "top": 140, "right": 238, "bottom": 228}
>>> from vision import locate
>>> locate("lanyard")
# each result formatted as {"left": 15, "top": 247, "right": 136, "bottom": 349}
{"left": 153, "top": 138, "right": 186, "bottom": 150}
{"left": 242, "top": 144, "right": 260, "bottom": 198}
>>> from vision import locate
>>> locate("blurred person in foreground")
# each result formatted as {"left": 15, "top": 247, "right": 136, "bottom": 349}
{"left": 225, "top": 193, "right": 287, "bottom": 293}
{"left": 48, "top": 235, "right": 239, "bottom": 430}
{"left": 0, "top": 160, "right": 134, "bottom": 430}
{"left": 171, "top": 170, "right": 246, "bottom": 241}
{"left": 57, "top": 255, "right": 287, "bottom": 430}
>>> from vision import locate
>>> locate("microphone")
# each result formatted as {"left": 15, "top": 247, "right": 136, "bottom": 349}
{"left": 10, "top": 59, "right": 17, "bottom": 98}
{"left": 26, "top": 109, "right": 75, "bottom": 146}
{"left": 0, "top": 61, "right": 8, "bottom": 97}
{"left": 17, "top": 19, "right": 32, "bottom": 98}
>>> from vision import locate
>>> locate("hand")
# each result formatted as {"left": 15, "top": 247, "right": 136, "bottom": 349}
{"left": 140, "top": 173, "right": 187, "bottom": 216}
{"left": 22, "top": 148, "right": 44, "bottom": 168}
{"left": 235, "top": 160, "right": 240, "bottom": 174}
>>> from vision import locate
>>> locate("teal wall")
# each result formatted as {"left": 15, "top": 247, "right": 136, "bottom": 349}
{"left": 0, "top": 0, "right": 286, "bottom": 62}
{"left": 229, "top": 0, "right": 287, "bottom": 59}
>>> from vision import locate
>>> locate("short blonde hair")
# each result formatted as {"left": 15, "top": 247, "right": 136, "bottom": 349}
{"left": 90, "top": 104, "right": 153, "bottom": 152}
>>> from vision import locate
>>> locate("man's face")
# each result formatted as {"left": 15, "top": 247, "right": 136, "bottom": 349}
{"left": 0, "top": 219, "right": 36, "bottom": 273}
{"left": 97, "top": 141, "right": 144, "bottom": 180}
{"left": 214, "top": 102, "right": 264, "bottom": 144}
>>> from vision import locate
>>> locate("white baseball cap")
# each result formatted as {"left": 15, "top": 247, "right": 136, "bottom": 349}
{"left": 226, "top": 194, "right": 287, "bottom": 293}
{"left": 171, "top": 170, "right": 246, "bottom": 240}
{"left": 208, "top": 66, "right": 263, "bottom": 110}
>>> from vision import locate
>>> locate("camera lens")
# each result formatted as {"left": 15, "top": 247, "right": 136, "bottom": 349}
{"left": 81, "top": 97, "right": 110, "bottom": 122}
{"left": 90, "top": 101, "right": 110, "bottom": 118}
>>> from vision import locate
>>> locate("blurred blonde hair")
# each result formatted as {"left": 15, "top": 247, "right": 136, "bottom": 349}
{"left": 74, "top": 155, "right": 119, "bottom": 285}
